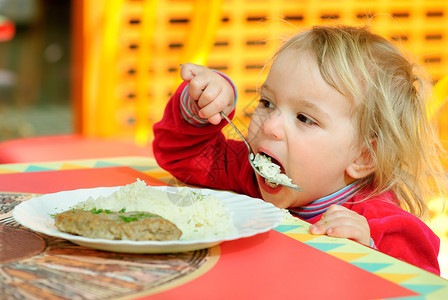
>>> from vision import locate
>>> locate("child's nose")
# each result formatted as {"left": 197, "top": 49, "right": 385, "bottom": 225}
{"left": 261, "top": 112, "right": 285, "bottom": 140}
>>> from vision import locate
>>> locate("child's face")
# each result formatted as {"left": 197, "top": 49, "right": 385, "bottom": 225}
{"left": 248, "top": 49, "right": 362, "bottom": 208}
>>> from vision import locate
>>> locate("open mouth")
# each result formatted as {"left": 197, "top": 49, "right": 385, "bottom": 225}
{"left": 260, "top": 152, "right": 284, "bottom": 171}
{"left": 261, "top": 152, "right": 284, "bottom": 187}
{"left": 252, "top": 152, "right": 288, "bottom": 188}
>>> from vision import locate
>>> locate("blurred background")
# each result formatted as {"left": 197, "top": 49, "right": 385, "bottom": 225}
{"left": 0, "top": 0, "right": 447, "bottom": 277}
{"left": 1, "top": 0, "right": 447, "bottom": 145}
{"left": 0, "top": 0, "right": 71, "bottom": 140}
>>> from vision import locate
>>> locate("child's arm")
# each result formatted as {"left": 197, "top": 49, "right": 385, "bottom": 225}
{"left": 180, "top": 63, "right": 235, "bottom": 125}
{"left": 153, "top": 65, "right": 260, "bottom": 197}
{"left": 309, "top": 205, "right": 371, "bottom": 246}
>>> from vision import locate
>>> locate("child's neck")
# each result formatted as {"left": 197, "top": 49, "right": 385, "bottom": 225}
{"left": 289, "top": 179, "right": 367, "bottom": 220}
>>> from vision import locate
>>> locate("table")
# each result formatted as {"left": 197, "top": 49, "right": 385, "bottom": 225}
{"left": 0, "top": 156, "right": 447, "bottom": 299}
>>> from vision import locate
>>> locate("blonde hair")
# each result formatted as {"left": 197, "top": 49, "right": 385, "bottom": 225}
{"left": 275, "top": 25, "right": 446, "bottom": 218}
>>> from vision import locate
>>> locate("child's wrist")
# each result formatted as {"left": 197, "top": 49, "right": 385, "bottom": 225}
{"left": 179, "top": 85, "right": 209, "bottom": 126}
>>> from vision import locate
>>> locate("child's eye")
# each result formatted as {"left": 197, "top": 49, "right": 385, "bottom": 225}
{"left": 297, "top": 113, "right": 316, "bottom": 125}
{"left": 259, "top": 98, "right": 274, "bottom": 108}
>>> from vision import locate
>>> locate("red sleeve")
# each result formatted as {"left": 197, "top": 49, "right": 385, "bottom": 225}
{"left": 348, "top": 197, "right": 440, "bottom": 275}
{"left": 152, "top": 82, "right": 260, "bottom": 197}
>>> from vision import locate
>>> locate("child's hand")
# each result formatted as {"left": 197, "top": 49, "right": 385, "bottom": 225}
{"left": 309, "top": 205, "right": 371, "bottom": 246}
{"left": 180, "top": 63, "right": 235, "bottom": 125}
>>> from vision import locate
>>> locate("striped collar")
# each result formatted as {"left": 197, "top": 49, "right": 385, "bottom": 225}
{"left": 289, "top": 179, "right": 368, "bottom": 220}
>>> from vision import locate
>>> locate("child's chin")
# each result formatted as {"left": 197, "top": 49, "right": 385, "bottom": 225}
{"left": 257, "top": 174, "right": 283, "bottom": 196}
{"left": 260, "top": 194, "right": 287, "bottom": 209}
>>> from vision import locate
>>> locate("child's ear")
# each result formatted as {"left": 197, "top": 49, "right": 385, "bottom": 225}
{"left": 346, "top": 141, "right": 376, "bottom": 179}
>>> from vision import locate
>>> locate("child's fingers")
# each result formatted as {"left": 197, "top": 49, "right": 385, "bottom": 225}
{"left": 180, "top": 63, "right": 204, "bottom": 82}
{"left": 196, "top": 85, "right": 222, "bottom": 109}
{"left": 197, "top": 90, "right": 228, "bottom": 116}
{"left": 328, "top": 224, "right": 370, "bottom": 245}
{"left": 194, "top": 77, "right": 234, "bottom": 122}
{"left": 325, "top": 224, "right": 364, "bottom": 241}
{"left": 309, "top": 205, "right": 370, "bottom": 245}
{"left": 188, "top": 73, "right": 212, "bottom": 101}
{"left": 308, "top": 216, "right": 341, "bottom": 235}
{"left": 179, "top": 63, "right": 235, "bottom": 124}
{"left": 318, "top": 207, "right": 365, "bottom": 229}
{"left": 207, "top": 114, "right": 222, "bottom": 125}
{"left": 308, "top": 206, "right": 348, "bottom": 234}
{"left": 309, "top": 222, "right": 327, "bottom": 235}
{"left": 324, "top": 204, "right": 350, "bottom": 215}
{"left": 309, "top": 220, "right": 368, "bottom": 245}
{"left": 319, "top": 205, "right": 363, "bottom": 224}
{"left": 181, "top": 64, "right": 217, "bottom": 101}
{"left": 198, "top": 100, "right": 227, "bottom": 125}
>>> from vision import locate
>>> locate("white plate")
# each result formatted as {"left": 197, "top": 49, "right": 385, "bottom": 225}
{"left": 13, "top": 185, "right": 284, "bottom": 253}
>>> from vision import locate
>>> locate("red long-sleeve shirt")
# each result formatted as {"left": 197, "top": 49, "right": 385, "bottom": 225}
{"left": 153, "top": 82, "right": 441, "bottom": 275}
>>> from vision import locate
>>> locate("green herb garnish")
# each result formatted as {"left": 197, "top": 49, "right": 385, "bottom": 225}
{"left": 118, "top": 213, "right": 158, "bottom": 223}
{"left": 90, "top": 208, "right": 103, "bottom": 214}
{"left": 191, "top": 191, "right": 205, "bottom": 201}
{"left": 89, "top": 208, "right": 114, "bottom": 214}
{"left": 118, "top": 215, "right": 139, "bottom": 222}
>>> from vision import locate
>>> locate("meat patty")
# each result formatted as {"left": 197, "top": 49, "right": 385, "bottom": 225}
{"left": 54, "top": 209, "right": 182, "bottom": 241}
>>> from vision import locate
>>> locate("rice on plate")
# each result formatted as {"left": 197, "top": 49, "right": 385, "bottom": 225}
{"left": 73, "top": 179, "right": 236, "bottom": 240}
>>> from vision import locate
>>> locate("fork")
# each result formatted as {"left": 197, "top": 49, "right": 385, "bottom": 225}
{"left": 220, "top": 112, "right": 302, "bottom": 191}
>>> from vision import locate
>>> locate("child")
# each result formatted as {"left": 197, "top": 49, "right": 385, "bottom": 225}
{"left": 153, "top": 25, "right": 446, "bottom": 275}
